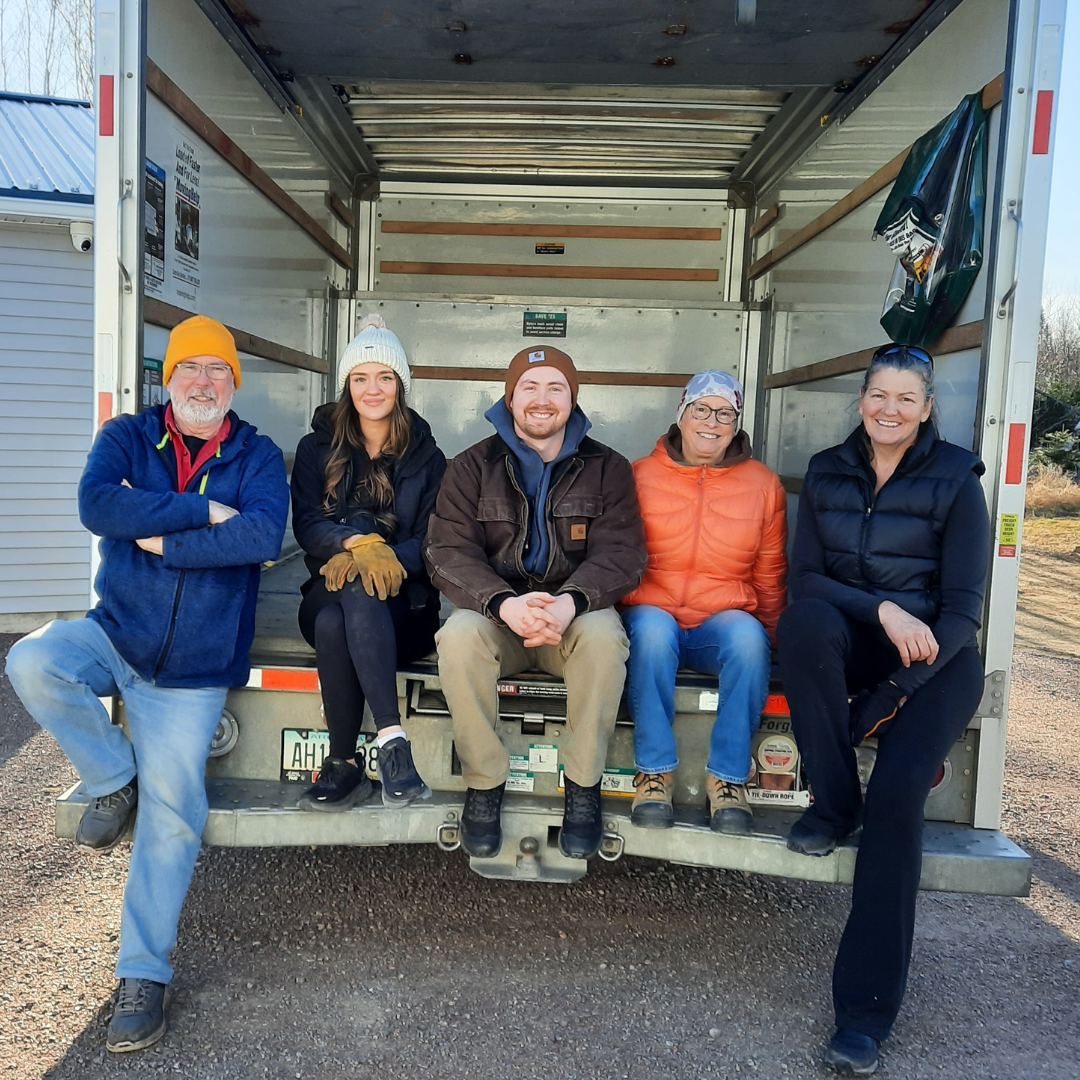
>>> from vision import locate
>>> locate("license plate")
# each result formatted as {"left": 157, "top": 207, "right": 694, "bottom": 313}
{"left": 281, "top": 728, "right": 329, "bottom": 782}
{"left": 557, "top": 766, "right": 636, "bottom": 797}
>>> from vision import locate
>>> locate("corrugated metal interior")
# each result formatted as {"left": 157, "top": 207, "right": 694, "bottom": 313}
{"left": 0, "top": 225, "right": 93, "bottom": 619}
{"left": 0, "top": 93, "right": 93, "bottom": 202}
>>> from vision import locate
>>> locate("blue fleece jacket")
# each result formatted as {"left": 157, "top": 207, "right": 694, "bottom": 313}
{"left": 78, "top": 405, "right": 289, "bottom": 688}
{"left": 483, "top": 400, "right": 590, "bottom": 575}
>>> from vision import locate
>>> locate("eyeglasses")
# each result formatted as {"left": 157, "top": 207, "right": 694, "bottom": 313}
{"left": 874, "top": 344, "right": 934, "bottom": 366}
{"left": 687, "top": 402, "right": 740, "bottom": 425}
{"left": 173, "top": 361, "right": 233, "bottom": 381}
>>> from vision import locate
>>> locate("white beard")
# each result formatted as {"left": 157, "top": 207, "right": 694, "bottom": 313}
{"left": 171, "top": 393, "right": 229, "bottom": 427}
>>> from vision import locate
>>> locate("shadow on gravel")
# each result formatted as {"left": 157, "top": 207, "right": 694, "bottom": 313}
{"left": 0, "top": 632, "right": 39, "bottom": 770}
{"left": 1028, "top": 847, "right": 1080, "bottom": 905}
{"left": 35, "top": 842, "right": 1080, "bottom": 1080}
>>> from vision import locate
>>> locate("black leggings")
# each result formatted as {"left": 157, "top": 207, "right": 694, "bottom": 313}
{"left": 777, "top": 597, "right": 983, "bottom": 1042}
{"left": 298, "top": 577, "right": 438, "bottom": 759}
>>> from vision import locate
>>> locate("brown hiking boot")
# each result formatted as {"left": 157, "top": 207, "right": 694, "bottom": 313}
{"left": 706, "top": 775, "right": 753, "bottom": 835}
{"left": 631, "top": 771, "right": 674, "bottom": 829}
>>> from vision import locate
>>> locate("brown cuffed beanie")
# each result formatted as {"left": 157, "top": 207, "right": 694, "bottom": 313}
{"left": 505, "top": 346, "right": 579, "bottom": 408}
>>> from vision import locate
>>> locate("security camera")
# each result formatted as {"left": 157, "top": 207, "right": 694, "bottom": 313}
{"left": 70, "top": 221, "right": 93, "bottom": 253}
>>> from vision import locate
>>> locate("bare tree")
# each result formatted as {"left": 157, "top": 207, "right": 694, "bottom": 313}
{"left": 0, "top": 0, "right": 93, "bottom": 100}
{"left": 1038, "top": 295, "right": 1080, "bottom": 394}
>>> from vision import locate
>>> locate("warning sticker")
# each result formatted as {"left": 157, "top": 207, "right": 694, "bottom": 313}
{"left": 506, "top": 772, "right": 536, "bottom": 793}
{"left": 523, "top": 312, "right": 567, "bottom": 338}
{"left": 535, "top": 243, "right": 565, "bottom": 255}
{"left": 558, "top": 766, "right": 635, "bottom": 797}
{"left": 529, "top": 744, "right": 559, "bottom": 773}
{"left": 998, "top": 512, "right": 1020, "bottom": 558}
{"left": 699, "top": 690, "right": 719, "bottom": 712}
{"left": 509, "top": 754, "right": 530, "bottom": 773}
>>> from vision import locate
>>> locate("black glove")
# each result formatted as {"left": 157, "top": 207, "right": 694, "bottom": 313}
{"left": 850, "top": 681, "right": 907, "bottom": 745}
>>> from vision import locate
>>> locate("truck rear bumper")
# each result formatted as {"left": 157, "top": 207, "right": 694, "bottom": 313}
{"left": 56, "top": 779, "right": 1031, "bottom": 896}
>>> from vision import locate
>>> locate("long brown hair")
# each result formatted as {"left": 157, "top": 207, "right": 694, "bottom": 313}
{"left": 321, "top": 375, "right": 411, "bottom": 528}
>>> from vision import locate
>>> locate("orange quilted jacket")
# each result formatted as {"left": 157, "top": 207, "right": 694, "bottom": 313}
{"left": 621, "top": 428, "right": 788, "bottom": 638}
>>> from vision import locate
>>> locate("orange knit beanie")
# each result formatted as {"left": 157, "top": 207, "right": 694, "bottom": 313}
{"left": 163, "top": 315, "right": 241, "bottom": 387}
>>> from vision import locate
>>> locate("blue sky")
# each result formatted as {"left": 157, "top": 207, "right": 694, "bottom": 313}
{"left": 1043, "top": 6, "right": 1078, "bottom": 296}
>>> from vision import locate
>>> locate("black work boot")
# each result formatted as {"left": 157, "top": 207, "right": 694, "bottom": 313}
{"left": 106, "top": 978, "right": 168, "bottom": 1053}
{"left": 76, "top": 777, "right": 138, "bottom": 852}
{"left": 461, "top": 784, "right": 504, "bottom": 858}
{"left": 559, "top": 777, "right": 603, "bottom": 859}
{"left": 376, "top": 737, "right": 432, "bottom": 806}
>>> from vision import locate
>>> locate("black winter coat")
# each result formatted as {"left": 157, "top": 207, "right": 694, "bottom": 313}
{"left": 291, "top": 406, "right": 447, "bottom": 610}
{"left": 794, "top": 422, "right": 987, "bottom": 625}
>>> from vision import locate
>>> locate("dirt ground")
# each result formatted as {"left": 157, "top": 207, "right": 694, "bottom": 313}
{"left": 1014, "top": 516, "right": 1080, "bottom": 660}
{"left": 1, "top": 524, "right": 1078, "bottom": 1080}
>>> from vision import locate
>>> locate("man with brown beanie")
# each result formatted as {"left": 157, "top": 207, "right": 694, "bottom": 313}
{"left": 5, "top": 315, "right": 288, "bottom": 1052}
{"left": 424, "top": 346, "right": 646, "bottom": 860}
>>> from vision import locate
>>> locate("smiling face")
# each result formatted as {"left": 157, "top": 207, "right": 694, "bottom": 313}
{"left": 167, "top": 353, "right": 235, "bottom": 427}
{"left": 509, "top": 366, "right": 573, "bottom": 442}
{"left": 858, "top": 366, "right": 933, "bottom": 453}
{"left": 678, "top": 395, "right": 738, "bottom": 466}
{"left": 348, "top": 363, "right": 399, "bottom": 422}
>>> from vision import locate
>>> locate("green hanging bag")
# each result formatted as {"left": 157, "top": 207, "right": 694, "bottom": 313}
{"left": 875, "top": 92, "right": 988, "bottom": 348}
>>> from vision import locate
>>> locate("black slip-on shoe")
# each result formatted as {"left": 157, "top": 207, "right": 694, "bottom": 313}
{"left": 786, "top": 811, "right": 861, "bottom": 857}
{"left": 823, "top": 1028, "right": 879, "bottom": 1075}
{"left": 376, "top": 737, "right": 432, "bottom": 807}
{"left": 76, "top": 777, "right": 138, "bottom": 852}
{"left": 461, "top": 784, "right": 505, "bottom": 858}
{"left": 559, "top": 778, "right": 603, "bottom": 859}
{"left": 106, "top": 978, "right": 168, "bottom": 1053}
{"left": 297, "top": 757, "right": 372, "bottom": 812}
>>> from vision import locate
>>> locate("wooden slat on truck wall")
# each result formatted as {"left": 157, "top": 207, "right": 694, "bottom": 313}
{"left": 746, "top": 72, "right": 1005, "bottom": 283}
{"left": 380, "top": 261, "right": 720, "bottom": 282}
{"left": 145, "top": 60, "right": 352, "bottom": 271}
{"left": 144, "top": 297, "right": 329, "bottom": 376}
{"left": 762, "top": 320, "right": 984, "bottom": 390}
{"left": 410, "top": 366, "right": 694, "bottom": 387}
{"left": 380, "top": 221, "right": 723, "bottom": 241}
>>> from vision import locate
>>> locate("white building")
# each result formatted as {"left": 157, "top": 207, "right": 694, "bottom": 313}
{"left": 0, "top": 92, "right": 94, "bottom": 632}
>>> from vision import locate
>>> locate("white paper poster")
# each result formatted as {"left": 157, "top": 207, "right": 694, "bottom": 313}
{"left": 172, "top": 130, "right": 201, "bottom": 304}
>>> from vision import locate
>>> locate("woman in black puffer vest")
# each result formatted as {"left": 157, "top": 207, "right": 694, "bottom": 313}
{"left": 777, "top": 344, "right": 990, "bottom": 1075}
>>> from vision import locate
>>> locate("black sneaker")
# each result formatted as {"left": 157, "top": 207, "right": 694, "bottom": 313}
{"left": 461, "top": 784, "right": 505, "bottom": 858}
{"left": 559, "top": 777, "right": 603, "bottom": 859}
{"left": 106, "top": 978, "right": 168, "bottom": 1053}
{"left": 376, "top": 737, "right": 432, "bottom": 807}
{"left": 786, "top": 811, "right": 861, "bottom": 857}
{"left": 297, "top": 757, "right": 372, "bottom": 812}
{"left": 76, "top": 777, "right": 138, "bottom": 852}
{"left": 823, "top": 1028, "right": 879, "bottom": 1075}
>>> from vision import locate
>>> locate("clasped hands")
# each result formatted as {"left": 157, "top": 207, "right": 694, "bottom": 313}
{"left": 500, "top": 592, "right": 577, "bottom": 647}
{"left": 320, "top": 533, "right": 406, "bottom": 600}
{"left": 124, "top": 479, "right": 238, "bottom": 556}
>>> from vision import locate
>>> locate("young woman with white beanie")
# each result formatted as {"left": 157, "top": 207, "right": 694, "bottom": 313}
{"left": 289, "top": 314, "right": 446, "bottom": 809}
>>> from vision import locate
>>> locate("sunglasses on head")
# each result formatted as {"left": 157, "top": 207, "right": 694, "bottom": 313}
{"left": 874, "top": 343, "right": 934, "bottom": 366}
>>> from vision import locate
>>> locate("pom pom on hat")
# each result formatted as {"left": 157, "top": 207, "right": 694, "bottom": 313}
{"left": 336, "top": 313, "right": 411, "bottom": 395}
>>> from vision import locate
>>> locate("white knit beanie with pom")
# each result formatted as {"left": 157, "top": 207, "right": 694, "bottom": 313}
{"left": 336, "top": 313, "right": 412, "bottom": 396}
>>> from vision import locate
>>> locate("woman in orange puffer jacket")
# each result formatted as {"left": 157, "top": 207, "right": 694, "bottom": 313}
{"left": 621, "top": 370, "right": 787, "bottom": 834}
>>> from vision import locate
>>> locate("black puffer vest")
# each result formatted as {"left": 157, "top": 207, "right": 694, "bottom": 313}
{"left": 801, "top": 423, "right": 985, "bottom": 623}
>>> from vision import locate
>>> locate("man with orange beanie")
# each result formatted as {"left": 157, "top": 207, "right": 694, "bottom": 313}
{"left": 5, "top": 314, "right": 288, "bottom": 1053}
{"left": 424, "top": 345, "right": 646, "bottom": 863}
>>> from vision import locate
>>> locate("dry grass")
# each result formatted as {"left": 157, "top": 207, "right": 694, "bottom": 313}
{"left": 1021, "top": 514, "right": 1080, "bottom": 553}
{"left": 1025, "top": 463, "right": 1080, "bottom": 515}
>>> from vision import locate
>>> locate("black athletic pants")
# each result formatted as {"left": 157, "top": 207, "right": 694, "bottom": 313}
{"left": 298, "top": 577, "right": 439, "bottom": 760}
{"left": 777, "top": 597, "right": 983, "bottom": 1042}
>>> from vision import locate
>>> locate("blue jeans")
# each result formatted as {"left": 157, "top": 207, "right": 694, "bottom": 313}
{"left": 5, "top": 619, "right": 227, "bottom": 985}
{"left": 623, "top": 605, "right": 771, "bottom": 783}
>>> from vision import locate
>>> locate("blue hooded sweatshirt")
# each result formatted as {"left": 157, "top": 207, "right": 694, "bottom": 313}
{"left": 483, "top": 399, "right": 591, "bottom": 576}
{"left": 78, "top": 405, "right": 289, "bottom": 688}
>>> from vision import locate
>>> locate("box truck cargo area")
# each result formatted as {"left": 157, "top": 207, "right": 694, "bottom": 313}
{"left": 69, "top": 0, "right": 1064, "bottom": 893}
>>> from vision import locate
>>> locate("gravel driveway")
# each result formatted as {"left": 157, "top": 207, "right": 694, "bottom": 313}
{"left": 1, "top": 634, "right": 1078, "bottom": 1080}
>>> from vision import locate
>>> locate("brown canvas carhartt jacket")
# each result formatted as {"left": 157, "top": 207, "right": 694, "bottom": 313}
{"left": 423, "top": 433, "right": 646, "bottom": 619}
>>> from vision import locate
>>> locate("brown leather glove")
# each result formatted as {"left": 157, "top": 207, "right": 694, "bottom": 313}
{"left": 319, "top": 551, "right": 359, "bottom": 592}
{"left": 344, "top": 533, "right": 406, "bottom": 601}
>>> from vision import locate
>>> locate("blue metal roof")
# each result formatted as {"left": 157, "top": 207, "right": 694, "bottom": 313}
{"left": 0, "top": 92, "right": 93, "bottom": 204}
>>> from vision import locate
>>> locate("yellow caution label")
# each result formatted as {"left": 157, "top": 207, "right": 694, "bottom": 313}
{"left": 998, "top": 512, "right": 1020, "bottom": 557}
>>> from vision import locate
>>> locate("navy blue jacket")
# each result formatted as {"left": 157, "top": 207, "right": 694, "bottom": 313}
{"left": 290, "top": 406, "right": 446, "bottom": 609}
{"left": 79, "top": 405, "right": 289, "bottom": 688}
{"left": 791, "top": 423, "right": 990, "bottom": 694}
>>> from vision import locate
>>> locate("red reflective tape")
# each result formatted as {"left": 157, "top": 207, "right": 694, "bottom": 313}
{"left": 260, "top": 669, "right": 319, "bottom": 692}
{"left": 763, "top": 693, "right": 788, "bottom": 716}
{"left": 1032, "top": 90, "right": 1053, "bottom": 154}
{"left": 98, "top": 75, "right": 114, "bottom": 136}
{"left": 1005, "top": 423, "right": 1027, "bottom": 484}
{"left": 97, "top": 392, "right": 113, "bottom": 427}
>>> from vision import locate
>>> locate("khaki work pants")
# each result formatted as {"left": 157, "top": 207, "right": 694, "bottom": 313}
{"left": 435, "top": 607, "right": 629, "bottom": 790}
